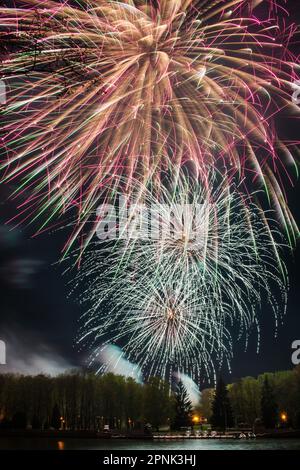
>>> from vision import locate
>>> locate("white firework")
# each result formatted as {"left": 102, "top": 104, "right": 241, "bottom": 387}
{"left": 69, "top": 172, "right": 287, "bottom": 381}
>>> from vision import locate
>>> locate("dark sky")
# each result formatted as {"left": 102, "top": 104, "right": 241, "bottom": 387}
{"left": 0, "top": 0, "right": 299, "bottom": 389}
{"left": 2, "top": 188, "right": 299, "bottom": 388}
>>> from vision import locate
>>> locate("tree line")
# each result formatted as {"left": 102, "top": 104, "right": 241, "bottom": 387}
{"left": 200, "top": 366, "right": 300, "bottom": 430}
{"left": 1, "top": 366, "right": 299, "bottom": 432}
{"left": 0, "top": 372, "right": 192, "bottom": 431}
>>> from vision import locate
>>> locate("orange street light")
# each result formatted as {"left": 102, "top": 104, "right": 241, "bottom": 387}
{"left": 280, "top": 412, "right": 288, "bottom": 423}
{"left": 192, "top": 415, "right": 200, "bottom": 424}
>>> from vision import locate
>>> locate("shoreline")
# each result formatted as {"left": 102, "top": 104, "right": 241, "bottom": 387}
{"left": 0, "top": 430, "right": 299, "bottom": 440}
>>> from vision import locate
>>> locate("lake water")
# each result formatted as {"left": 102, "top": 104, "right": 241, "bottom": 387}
{"left": 0, "top": 438, "right": 299, "bottom": 450}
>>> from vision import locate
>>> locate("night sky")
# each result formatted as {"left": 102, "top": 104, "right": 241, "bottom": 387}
{"left": 0, "top": 0, "right": 299, "bottom": 389}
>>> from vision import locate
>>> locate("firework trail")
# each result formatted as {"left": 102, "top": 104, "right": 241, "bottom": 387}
{"left": 0, "top": 0, "right": 299, "bottom": 249}
{"left": 71, "top": 173, "right": 287, "bottom": 381}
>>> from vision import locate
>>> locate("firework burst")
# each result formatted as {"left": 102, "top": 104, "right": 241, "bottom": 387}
{"left": 82, "top": 278, "right": 232, "bottom": 382}
{"left": 1, "top": 0, "right": 299, "bottom": 248}
{"left": 71, "top": 172, "right": 287, "bottom": 381}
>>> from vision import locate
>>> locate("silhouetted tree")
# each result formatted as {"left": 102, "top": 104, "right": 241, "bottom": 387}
{"left": 31, "top": 414, "right": 41, "bottom": 430}
{"left": 125, "top": 378, "right": 143, "bottom": 429}
{"left": 229, "top": 377, "right": 261, "bottom": 427}
{"left": 172, "top": 381, "right": 193, "bottom": 429}
{"left": 261, "top": 376, "right": 278, "bottom": 429}
{"left": 51, "top": 403, "right": 61, "bottom": 430}
{"left": 143, "top": 377, "right": 173, "bottom": 431}
{"left": 211, "top": 377, "right": 234, "bottom": 431}
{"left": 11, "top": 411, "right": 27, "bottom": 429}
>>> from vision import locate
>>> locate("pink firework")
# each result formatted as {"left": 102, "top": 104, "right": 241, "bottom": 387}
{"left": 0, "top": 0, "right": 299, "bottom": 249}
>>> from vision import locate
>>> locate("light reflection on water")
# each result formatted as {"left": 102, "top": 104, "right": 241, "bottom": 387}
{"left": 0, "top": 438, "right": 299, "bottom": 451}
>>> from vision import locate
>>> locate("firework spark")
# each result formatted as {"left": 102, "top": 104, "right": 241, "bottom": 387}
{"left": 0, "top": 0, "right": 299, "bottom": 249}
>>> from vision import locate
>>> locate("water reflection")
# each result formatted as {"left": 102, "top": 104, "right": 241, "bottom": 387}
{"left": 0, "top": 438, "right": 300, "bottom": 451}
{"left": 57, "top": 441, "right": 65, "bottom": 451}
